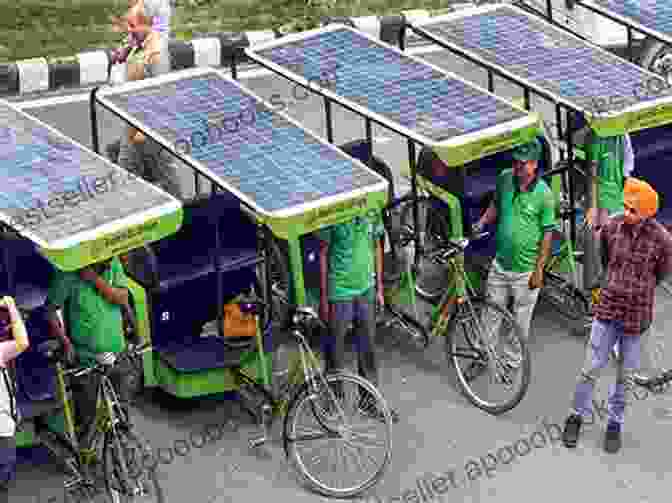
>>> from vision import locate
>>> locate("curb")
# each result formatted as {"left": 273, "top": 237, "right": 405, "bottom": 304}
{"left": 0, "top": 3, "right": 480, "bottom": 97}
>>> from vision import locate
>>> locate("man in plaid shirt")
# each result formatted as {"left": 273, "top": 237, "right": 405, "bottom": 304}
{"left": 562, "top": 177, "right": 672, "bottom": 453}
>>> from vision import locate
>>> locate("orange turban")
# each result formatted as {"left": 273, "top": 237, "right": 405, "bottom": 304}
{"left": 624, "top": 177, "right": 659, "bottom": 219}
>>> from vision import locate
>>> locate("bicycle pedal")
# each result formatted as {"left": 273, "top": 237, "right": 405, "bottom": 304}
{"left": 249, "top": 436, "right": 267, "bottom": 449}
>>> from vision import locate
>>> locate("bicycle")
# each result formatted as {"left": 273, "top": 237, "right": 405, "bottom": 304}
{"left": 230, "top": 298, "right": 393, "bottom": 498}
{"left": 34, "top": 340, "right": 163, "bottom": 502}
{"left": 380, "top": 198, "right": 531, "bottom": 415}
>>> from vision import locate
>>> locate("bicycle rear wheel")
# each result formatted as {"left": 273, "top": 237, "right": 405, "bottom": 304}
{"left": 398, "top": 196, "right": 452, "bottom": 302}
{"left": 540, "top": 271, "right": 592, "bottom": 335}
{"left": 283, "top": 372, "right": 392, "bottom": 498}
{"left": 445, "top": 297, "right": 531, "bottom": 415}
{"left": 103, "top": 425, "right": 164, "bottom": 503}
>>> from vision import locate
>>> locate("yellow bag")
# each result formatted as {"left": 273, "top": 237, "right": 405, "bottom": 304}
{"left": 222, "top": 300, "right": 257, "bottom": 338}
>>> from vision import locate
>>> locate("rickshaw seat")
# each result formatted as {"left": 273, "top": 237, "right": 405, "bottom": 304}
{"left": 14, "top": 305, "right": 60, "bottom": 420}
{"left": 156, "top": 337, "right": 251, "bottom": 372}
{"left": 148, "top": 191, "right": 260, "bottom": 291}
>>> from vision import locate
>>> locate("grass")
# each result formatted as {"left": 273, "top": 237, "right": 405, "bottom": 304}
{"left": 0, "top": 0, "right": 457, "bottom": 63}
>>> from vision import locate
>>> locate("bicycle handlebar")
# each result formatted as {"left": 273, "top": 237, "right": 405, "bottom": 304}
{"left": 426, "top": 232, "right": 490, "bottom": 264}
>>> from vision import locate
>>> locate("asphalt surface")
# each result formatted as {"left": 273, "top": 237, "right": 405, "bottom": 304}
{"left": 7, "top": 45, "right": 672, "bottom": 503}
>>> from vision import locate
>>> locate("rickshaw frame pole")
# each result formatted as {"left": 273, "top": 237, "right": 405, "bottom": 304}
{"left": 572, "top": 0, "right": 672, "bottom": 56}
{"left": 365, "top": 119, "right": 373, "bottom": 167}
{"left": 408, "top": 140, "right": 420, "bottom": 268}
{"left": 565, "top": 108, "right": 577, "bottom": 247}
{"left": 325, "top": 98, "right": 334, "bottom": 143}
{"left": 487, "top": 71, "right": 494, "bottom": 93}
{"left": 90, "top": 87, "right": 101, "bottom": 154}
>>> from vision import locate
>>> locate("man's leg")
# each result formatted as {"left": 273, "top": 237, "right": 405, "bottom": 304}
{"left": 507, "top": 271, "right": 542, "bottom": 365}
{"left": 323, "top": 301, "right": 354, "bottom": 375}
{"left": 563, "top": 318, "right": 618, "bottom": 447}
{"left": 353, "top": 290, "right": 378, "bottom": 386}
{"left": 605, "top": 330, "right": 641, "bottom": 452}
{"left": 484, "top": 260, "right": 511, "bottom": 344}
{"left": 71, "top": 372, "right": 101, "bottom": 448}
{"left": 0, "top": 435, "right": 16, "bottom": 490}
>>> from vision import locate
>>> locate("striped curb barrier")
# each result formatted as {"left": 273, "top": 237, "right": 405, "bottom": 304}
{"left": 0, "top": 3, "right": 481, "bottom": 97}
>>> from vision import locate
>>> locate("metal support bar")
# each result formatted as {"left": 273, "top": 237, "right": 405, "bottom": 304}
{"left": 627, "top": 26, "right": 634, "bottom": 62}
{"left": 325, "top": 98, "right": 334, "bottom": 143}
{"left": 524, "top": 88, "right": 531, "bottom": 110}
{"left": 408, "top": 140, "right": 420, "bottom": 269}
{"left": 487, "top": 71, "right": 494, "bottom": 93}
{"left": 231, "top": 52, "right": 238, "bottom": 80}
{"left": 213, "top": 187, "right": 225, "bottom": 338}
{"left": 545, "top": 0, "right": 553, "bottom": 22}
{"left": 566, "top": 110, "right": 577, "bottom": 246}
{"left": 90, "top": 87, "right": 100, "bottom": 154}
{"left": 399, "top": 22, "right": 406, "bottom": 51}
{"left": 366, "top": 119, "right": 374, "bottom": 168}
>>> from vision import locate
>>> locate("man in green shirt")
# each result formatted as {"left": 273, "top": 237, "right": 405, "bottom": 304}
{"left": 318, "top": 212, "right": 398, "bottom": 422}
{"left": 46, "top": 257, "right": 129, "bottom": 445}
{"left": 475, "top": 138, "right": 557, "bottom": 367}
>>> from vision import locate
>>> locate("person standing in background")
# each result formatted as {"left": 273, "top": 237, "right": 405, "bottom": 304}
{"left": 0, "top": 296, "right": 29, "bottom": 492}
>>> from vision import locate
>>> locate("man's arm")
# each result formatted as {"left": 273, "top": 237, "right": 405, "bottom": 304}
{"left": 1, "top": 296, "right": 28, "bottom": 355}
{"left": 654, "top": 224, "right": 672, "bottom": 285}
{"left": 478, "top": 201, "right": 498, "bottom": 228}
{"left": 80, "top": 264, "right": 128, "bottom": 306}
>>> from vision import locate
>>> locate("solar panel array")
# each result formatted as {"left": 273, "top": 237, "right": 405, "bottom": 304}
{"left": 101, "top": 71, "right": 383, "bottom": 214}
{"left": 251, "top": 27, "right": 528, "bottom": 142}
{"left": 417, "top": 5, "right": 672, "bottom": 113}
{"left": 0, "top": 102, "right": 173, "bottom": 244}
{"left": 583, "top": 0, "right": 672, "bottom": 39}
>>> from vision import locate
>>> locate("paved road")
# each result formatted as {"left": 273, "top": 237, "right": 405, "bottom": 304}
{"left": 8, "top": 45, "right": 672, "bottom": 503}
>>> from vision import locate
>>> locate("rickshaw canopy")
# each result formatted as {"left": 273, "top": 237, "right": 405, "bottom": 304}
{"left": 245, "top": 24, "right": 542, "bottom": 167}
{"left": 412, "top": 4, "right": 672, "bottom": 136}
{"left": 0, "top": 100, "right": 183, "bottom": 271}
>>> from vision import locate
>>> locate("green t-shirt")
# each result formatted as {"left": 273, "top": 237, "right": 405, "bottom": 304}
{"left": 47, "top": 258, "right": 127, "bottom": 367}
{"left": 585, "top": 134, "right": 628, "bottom": 214}
{"left": 317, "top": 213, "right": 385, "bottom": 301}
{"left": 495, "top": 169, "right": 557, "bottom": 273}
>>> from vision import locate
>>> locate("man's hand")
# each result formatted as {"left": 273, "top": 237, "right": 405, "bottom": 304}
{"left": 472, "top": 221, "right": 485, "bottom": 237}
{"left": 131, "top": 130, "right": 146, "bottom": 144}
{"left": 62, "top": 336, "right": 75, "bottom": 364}
{"left": 319, "top": 300, "right": 329, "bottom": 324}
{"left": 585, "top": 207, "right": 596, "bottom": 229}
{"left": 528, "top": 267, "right": 544, "bottom": 290}
{"left": 377, "top": 289, "right": 385, "bottom": 311}
{"left": 79, "top": 267, "right": 98, "bottom": 283}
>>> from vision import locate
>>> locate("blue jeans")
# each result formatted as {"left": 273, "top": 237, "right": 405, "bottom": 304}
{"left": 0, "top": 435, "right": 16, "bottom": 489}
{"left": 571, "top": 318, "right": 641, "bottom": 425}
{"left": 322, "top": 289, "right": 378, "bottom": 386}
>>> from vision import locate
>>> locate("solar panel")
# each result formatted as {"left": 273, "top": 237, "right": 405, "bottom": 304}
{"left": 580, "top": 0, "right": 672, "bottom": 44}
{"left": 0, "top": 100, "right": 180, "bottom": 250}
{"left": 246, "top": 25, "right": 538, "bottom": 146}
{"left": 96, "top": 68, "right": 387, "bottom": 216}
{"left": 414, "top": 5, "right": 672, "bottom": 123}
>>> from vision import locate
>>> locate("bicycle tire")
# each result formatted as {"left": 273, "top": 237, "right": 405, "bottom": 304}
{"left": 282, "top": 371, "right": 392, "bottom": 498}
{"left": 398, "top": 196, "right": 452, "bottom": 302}
{"left": 540, "top": 271, "right": 592, "bottom": 332}
{"left": 103, "top": 425, "right": 165, "bottom": 503}
{"left": 445, "top": 297, "right": 531, "bottom": 415}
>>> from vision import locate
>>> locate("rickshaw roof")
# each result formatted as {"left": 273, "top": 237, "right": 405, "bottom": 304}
{"left": 95, "top": 67, "right": 388, "bottom": 218}
{"left": 0, "top": 100, "right": 181, "bottom": 251}
{"left": 412, "top": 4, "right": 672, "bottom": 135}
{"left": 577, "top": 0, "right": 672, "bottom": 46}
{"left": 246, "top": 25, "right": 541, "bottom": 166}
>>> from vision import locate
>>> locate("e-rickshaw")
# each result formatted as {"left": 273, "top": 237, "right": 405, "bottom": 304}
{"left": 0, "top": 99, "right": 182, "bottom": 500}
{"left": 403, "top": 3, "right": 672, "bottom": 331}
{"left": 403, "top": 3, "right": 672, "bottom": 389}
{"left": 90, "top": 67, "right": 394, "bottom": 497}
{"left": 244, "top": 24, "right": 553, "bottom": 414}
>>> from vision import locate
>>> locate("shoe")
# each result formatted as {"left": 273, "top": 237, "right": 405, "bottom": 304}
{"left": 604, "top": 422, "right": 621, "bottom": 453}
{"left": 562, "top": 414, "right": 582, "bottom": 448}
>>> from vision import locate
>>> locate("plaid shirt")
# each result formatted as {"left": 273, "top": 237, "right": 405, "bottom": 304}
{"left": 594, "top": 216, "right": 672, "bottom": 335}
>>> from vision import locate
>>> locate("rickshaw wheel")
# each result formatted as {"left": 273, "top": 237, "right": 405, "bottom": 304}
{"left": 398, "top": 196, "right": 452, "bottom": 302}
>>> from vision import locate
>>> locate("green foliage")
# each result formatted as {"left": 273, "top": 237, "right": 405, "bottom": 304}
{"left": 1, "top": 0, "right": 455, "bottom": 62}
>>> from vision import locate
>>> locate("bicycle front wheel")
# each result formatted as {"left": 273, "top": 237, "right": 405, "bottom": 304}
{"left": 283, "top": 372, "right": 392, "bottom": 498}
{"left": 445, "top": 297, "right": 531, "bottom": 415}
{"left": 103, "top": 425, "right": 165, "bottom": 503}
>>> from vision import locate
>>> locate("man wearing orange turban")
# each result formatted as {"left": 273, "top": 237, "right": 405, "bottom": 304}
{"left": 563, "top": 177, "right": 672, "bottom": 453}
